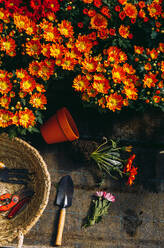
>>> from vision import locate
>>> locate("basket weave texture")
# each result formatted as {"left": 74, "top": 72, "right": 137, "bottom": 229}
{"left": 0, "top": 133, "right": 51, "bottom": 246}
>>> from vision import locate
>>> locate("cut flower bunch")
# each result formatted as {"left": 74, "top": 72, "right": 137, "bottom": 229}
{"left": 0, "top": 0, "right": 163, "bottom": 135}
{"left": 90, "top": 139, "right": 138, "bottom": 186}
{"left": 83, "top": 191, "right": 116, "bottom": 228}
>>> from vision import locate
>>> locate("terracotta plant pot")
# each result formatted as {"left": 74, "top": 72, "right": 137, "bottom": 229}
{"left": 40, "top": 107, "right": 79, "bottom": 144}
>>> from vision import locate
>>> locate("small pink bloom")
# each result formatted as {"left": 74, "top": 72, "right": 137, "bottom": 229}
{"left": 103, "top": 192, "right": 116, "bottom": 202}
{"left": 96, "top": 191, "right": 104, "bottom": 197}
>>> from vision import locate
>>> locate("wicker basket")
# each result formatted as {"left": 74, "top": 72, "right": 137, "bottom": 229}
{"left": 0, "top": 133, "right": 51, "bottom": 247}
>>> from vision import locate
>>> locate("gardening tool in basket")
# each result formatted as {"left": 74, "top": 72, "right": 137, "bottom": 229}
{"left": 55, "top": 175, "right": 74, "bottom": 246}
{"left": 0, "top": 162, "right": 32, "bottom": 185}
{"left": 0, "top": 187, "right": 34, "bottom": 219}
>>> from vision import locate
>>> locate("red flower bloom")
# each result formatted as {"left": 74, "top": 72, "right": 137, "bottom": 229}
{"left": 144, "top": 17, "right": 149, "bottom": 22}
{"left": 124, "top": 3, "right": 138, "bottom": 19}
{"left": 67, "top": 5, "right": 72, "bottom": 11}
{"left": 93, "top": 0, "right": 102, "bottom": 8}
{"left": 83, "top": 8, "right": 88, "bottom": 15}
{"left": 138, "top": 1, "right": 146, "bottom": 8}
{"left": 78, "top": 22, "right": 84, "bottom": 28}
{"left": 131, "top": 18, "right": 136, "bottom": 24}
{"left": 100, "top": 6, "right": 111, "bottom": 18}
{"left": 128, "top": 33, "right": 133, "bottom": 39}
{"left": 109, "top": 28, "right": 116, "bottom": 36}
{"left": 115, "top": 5, "right": 121, "bottom": 12}
{"left": 153, "top": 95, "right": 160, "bottom": 103}
{"left": 30, "top": 0, "right": 42, "bottom": 11}
{"left": 119, "top": 11, "right": 126, "bottom": 20}
{"left": 88, "top": 9, "right": 96, "bottom": 17}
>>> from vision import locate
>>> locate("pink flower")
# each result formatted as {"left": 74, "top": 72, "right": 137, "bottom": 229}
{"left": 96, "top": 191, "right": 104, "bottom": 197}
{"left": 103, "top": 192, "right": 116, "bottom": 202}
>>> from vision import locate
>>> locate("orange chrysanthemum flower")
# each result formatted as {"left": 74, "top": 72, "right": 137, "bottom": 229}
{"left": 118, "top": 0, "right": 127, "bottom": 5}
{"left": 40, "top": 19, "right": 53, "bottom": 30}
{"left": 90, "top": 13, "right": 108, "bottom": 30}
{"left": 138, "top": 1, "right": 146, "bottom": 8}
{"left": 161, "top": 61, "right": 164, "bottom": 72}
{"left": 16, "top": 68, "right": 29, "bottom": 79}
{"left": 13, "top": 14, "right": 29, "bottom": 30}
{"left": 147, "top": 2, "right": 162, "bottom": 18}
{"left": 123, "top": 84, "right": 138, "bottom": 100}
{"left": 106, "top": 93, "right": 123, "bottom": 112}
{"left": 0, "top": 8, "right": 9, "bottom": 22}
{"left": 0, "top": 109, "right": 13, "bottom": 128}
{"left": 50, "top": 43, "right": 65, "bottom": 59}
{"left": 38, "top": 60, "right": 54, "bottom": 81}
{"left": 106, "top": 46, "right": 120, "bottom": 63}
{"left": 143, "top": 73, "right": 158, "bottom": 88}
{"left": 20, "top": 76, "right": 36, "bottom": 93}
{"left": 25, "top": 21, "right": 37, "bottom": 36}
{"left": 98, "top": 97, "right": 106, "bottom": 108}
{"left": 119, "top": 25, "right": 130, "bottom": 39}
{"left": 0, "top": 69, "right": 7, "bottom": 80}
{"left": 73, "top": 74, "right": 90, "bottom": 92}
{"left": 138, "top": 9, "right": 146, "bottom": 18}
{"left": 149, "top": 48, "right": 159, "bottom": 59}
{"left": 144, "top": 63, "right": 152, "bottom": 71}
{"left": 75, "top": 35, "right": 93, "bottom": 53}
{"left": 43, "top": 26, "right": 61, "bottom": 42}
{"left": 112, "top": 65, "right": 126, "bottom": 83}
{"left": 28, "top": 61, "right": 40, "bottom": 77}
{"left": 81, "top": 56, "right": 98, "bottom": 73}
{"left": 100, "top": 6, "right": 111, "bottom": 18}
{"left": 119, "top": 51, "right": 128, "bottom": 63}
{"left": 36, "top": 84, "right": 46, "bottom": 93}
{"left": 58, "top": 20, "right": 74, "bottom": 38}
{"left": 153, "top": 95, "right": 160, "bottom": 103}
{"left": 134, "top": 45, "right": 144, "bottom": 54}
{"left": 123, "top": 63, "right": 136, "bottom": 74}
{"left": 158, "top": 43, "right": 164, "bottom": 53}
{"left": 41, "top": 43, "right": 51, "bottom": 58}
{"left": 61, "top": 56, "right": 77, "bottom": 71}
{"left": 30, "top": 93, "right": 47, "bottom": 109}
{"left": 82, "top": 0, "right": 93, "bottom": 3}
{"left": 26, "top": 39, "right": 41, "bottom": 57}
{"left": 0, "top": 37, "right": 16, "bottom": 57}
{"left": 12, "top": 111, "right": 19, "bottom": 126}
{"left": 0, "top": 78, "right": 12, "bottom": 94}
{"left": 19, "top": 109, "right": 36, "bottom": 128}
{"left": 158, "top": 81, "right": 163, "bottom": 88}
{"left": 0, "top": 95, "right": 11, "bottom": 109}
{"left": 124, "top": 3, "right": 138, "bottom": 19}
{"left": 92, "top": 74, "right": 110, "bottom": 94}
{"left": 86, "top": 87, "right": 98, "bottom": 97}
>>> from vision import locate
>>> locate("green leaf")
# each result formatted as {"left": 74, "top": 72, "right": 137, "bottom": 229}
{"left": 151, "top": 31, "right": 157, "bottom": 39}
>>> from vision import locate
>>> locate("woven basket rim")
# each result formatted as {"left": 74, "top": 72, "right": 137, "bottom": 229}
{"left": 0, "top": 133, "right": 51, "bottom": 243}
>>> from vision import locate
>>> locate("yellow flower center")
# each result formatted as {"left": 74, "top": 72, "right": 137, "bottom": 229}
{"left": 113, "top": 72, "right": 121, "bottom": 79}
{"left": 61, "top": 28, "right": 69, "bottom": 36}
{"left": 23, "top": 81, "right": 31, "bottom": 89}
{"left": 21, "top": 114, "right": 29, "bottom": 123}
{"left": 0, "top": 113, "right": 10, "bottom": 122}
{"left": 0, "top": 11, "right": 4, "bottom": 19}
{"left": 33, "top": 98, "right": 41, "bottom": 106}
{"left": 0, "top": 80, "right": 8, "bottom": 90}
{"left": 3, "top": 41, "right": 11, "bottom": 50}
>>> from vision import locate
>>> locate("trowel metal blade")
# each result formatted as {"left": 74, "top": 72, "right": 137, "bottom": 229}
{"left": 56, "top": 175, "right": 74, "bottom": 208}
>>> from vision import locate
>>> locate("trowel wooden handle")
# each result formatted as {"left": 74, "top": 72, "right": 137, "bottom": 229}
{"left": 55, "top": 208, "right": 66, "bottom": 246}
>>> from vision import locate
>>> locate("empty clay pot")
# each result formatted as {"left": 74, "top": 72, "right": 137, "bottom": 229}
{"left": 40, "top": 107, "right": 79, "bottom": 144}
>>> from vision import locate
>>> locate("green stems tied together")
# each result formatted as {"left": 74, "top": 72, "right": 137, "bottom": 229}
{"left": 83, "top": 191, "right": 115, "bottom": 228}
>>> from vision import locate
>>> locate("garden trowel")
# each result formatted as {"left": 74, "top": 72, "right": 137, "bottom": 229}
{"left": 55, "top": 175, "right": 74, "bottom": 246}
